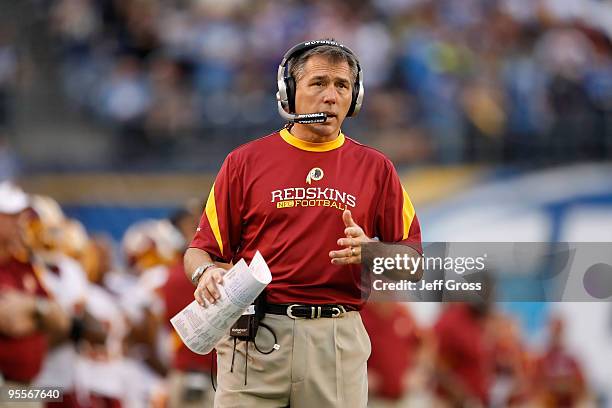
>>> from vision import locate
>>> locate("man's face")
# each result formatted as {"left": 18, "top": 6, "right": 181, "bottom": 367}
{"left": 294, "top": 55, "right": 353, "bottom": 138}
{"left": 0, "top": 214, "right": 17, "bottom": 242}
{"left": 0, "top": 213, "right": 25, "bottom": 253}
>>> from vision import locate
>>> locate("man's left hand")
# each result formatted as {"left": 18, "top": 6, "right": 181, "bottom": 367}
{"left": 329, "top": 210, "right": 373, "bottom": 265}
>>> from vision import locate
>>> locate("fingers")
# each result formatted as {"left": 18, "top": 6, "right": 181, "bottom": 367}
{"left": 330, "top": 253, "right": 359, "bottom": 265}
{"left": 342, "top": 209, "right": 357, "bottom": 228}
{"left": 194, "top": 268, "right": 225, "bottom": 307}
{"left": 329, "top": 247, "right": 355, "bottom": 259}
{"left": 337, "top": 237, "right": 360, "bottom": 247}
{"left": 332, "top": 211, "right": 370, "bottom": 265}
{"left": 329, "top": 246, "right": 360, "bottom": 265}
{"left": 343, "top": 226, "right": 363, "bottom": 238}
{"left": 193, "top": 287, "right": 206, "bottom": 307}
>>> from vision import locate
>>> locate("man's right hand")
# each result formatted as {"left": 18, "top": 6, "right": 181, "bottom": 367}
{"left": 194, "top": 267, "right": 226, "bottom": 307}
{"left": 0, "top": 291, "right": 37, "bottom": 337}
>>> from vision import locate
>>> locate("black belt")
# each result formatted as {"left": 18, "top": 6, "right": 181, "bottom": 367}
{"left": 264, "top": 303, "right": 353, "bottom": 319}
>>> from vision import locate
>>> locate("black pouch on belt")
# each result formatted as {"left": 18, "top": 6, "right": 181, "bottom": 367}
{"left": 229, "top": 291, "right": 266, "bottom": 341}
{"left": 227, "top": 292, "right": 277, "bottom": 385}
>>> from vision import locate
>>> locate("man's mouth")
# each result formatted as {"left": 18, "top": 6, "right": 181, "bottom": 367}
{"left": 323, "top": 112, "right": 337, "bottom": 120}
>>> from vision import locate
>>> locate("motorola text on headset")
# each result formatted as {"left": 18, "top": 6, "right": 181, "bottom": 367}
{"left": 276, "top": 39, "right": 365, "bottom": 124}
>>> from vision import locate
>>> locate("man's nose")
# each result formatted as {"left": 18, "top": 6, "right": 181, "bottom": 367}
{"left": 322, "top": 85, "right": 337, "bottom": 104}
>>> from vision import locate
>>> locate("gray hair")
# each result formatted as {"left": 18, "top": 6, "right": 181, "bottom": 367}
{"left": 288, "top": 45, "right": 359, "bottom": 85}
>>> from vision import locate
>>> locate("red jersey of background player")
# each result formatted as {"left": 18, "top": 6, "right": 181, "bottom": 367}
{"left": 190, "top": 128, "right": 421, "bottom": 309}
{"left": 434, "top": 303, "right": 494, "bottom": 405}
{"left": 533, "top": 317, "right": 588, "bottom": 407}
{"left": 361, "top": 303, "right": 421, "bottom": 400}
{"left": 0, "top": 258, "right": 49, "bottom": 382}
{"left": 163, "top": 261, "right": 213, "bottom": 371}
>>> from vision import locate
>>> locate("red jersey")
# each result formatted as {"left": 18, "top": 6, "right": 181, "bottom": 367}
{"left": 190, "top": 128, "right": 421, "bottom": 308}
{"left": 434, "top": 303, "right": 493, "bottom": 404}
{"left": 0, "top": 258, "right": 49, "bottom": 382}
{"left": 535, "top": 346, "right": 586, "bottom": 407}
{"left": 162, "top": 261, "right": 213, "bottom": 371}
{"left": 361, "top": 303, "right": 420, "bottom": 399}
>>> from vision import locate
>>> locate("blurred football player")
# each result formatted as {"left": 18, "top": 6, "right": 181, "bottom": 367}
{"left": 163, "top": 206, "right": 214, "bottom": 408}
{"left": 0, "top": 183, "right": 69, "bottom": 408}
{"left": 533, "top": 316, "right": 593, "bottom": 408}
{"left": 118, "top": 219, "right": 184, "bottom": 408}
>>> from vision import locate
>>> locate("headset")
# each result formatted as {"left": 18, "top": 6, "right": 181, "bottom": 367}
{"left": 276, "top": 40, "right": 365, "bottom": 124}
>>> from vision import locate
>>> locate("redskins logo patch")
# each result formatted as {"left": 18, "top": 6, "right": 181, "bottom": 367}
{"left": 306, "top": 167, "right": 324, "bottom": 184}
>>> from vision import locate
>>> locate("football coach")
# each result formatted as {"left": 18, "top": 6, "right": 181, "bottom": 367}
{"left": 185, "top": 39, "right": 423, "bottom": 407}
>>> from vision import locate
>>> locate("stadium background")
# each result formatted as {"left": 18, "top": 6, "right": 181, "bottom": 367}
{"left": 1, "top": 0, "right": 612, "bottom": 406}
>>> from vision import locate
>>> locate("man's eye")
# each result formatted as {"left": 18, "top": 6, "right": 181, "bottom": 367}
{"left": 313, "top": 82, "right": 323, "bottom": 87}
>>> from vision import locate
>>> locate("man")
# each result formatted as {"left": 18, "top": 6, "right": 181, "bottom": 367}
{"left": 185, "top": 40, "right": 422, "bottom": 407}
{"left": 163, "top": 207, "right": 214, "bottom": 408}
{"left": 0, "top": 182, "right": 69, "bottom": 408}
{"left": 533, "top": 316, "right": 590, "bottom": 407}
{"left": 75, "top": 235, "right": 128, "bottom": 408}
{"left": 433, "top": 302, "right": 494, "bottom": 408}
{"left": 119, "top": 219, "right": 183, "bottom": 408}
{"left": 360, "top": 302, "right": 422, "bottom": 406}
{"left": 26, "top": 197, "right": 92, "bottom": 408}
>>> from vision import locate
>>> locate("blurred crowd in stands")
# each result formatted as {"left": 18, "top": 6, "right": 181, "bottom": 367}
{"left": 2, "top": 0, "right": 612, "bottom": 169}
{"left": 1, "top": 180, "right": 599, "bottom": 407}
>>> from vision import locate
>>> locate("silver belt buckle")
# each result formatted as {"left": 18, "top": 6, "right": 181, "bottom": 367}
{"left": 331, "top": 305, "right": 347, "bottom": 318}
{"left": 286, "top": 304, "right": 304, "bottom": 319}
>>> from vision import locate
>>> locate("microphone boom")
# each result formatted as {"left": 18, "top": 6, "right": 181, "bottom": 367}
{"left": 277, "top": 102, "right": 327, "bottom": 124}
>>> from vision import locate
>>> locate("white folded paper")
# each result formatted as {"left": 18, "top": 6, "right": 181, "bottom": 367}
{"left": 170, "top": 251, "right": 272, "bottom": 355}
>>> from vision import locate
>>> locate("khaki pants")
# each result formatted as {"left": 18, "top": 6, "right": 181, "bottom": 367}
{"left": 214, "top": 311, "right": 371, "bottom": 408}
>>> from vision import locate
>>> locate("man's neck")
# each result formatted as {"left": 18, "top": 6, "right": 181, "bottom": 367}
{"left": 290, "top": 123, "right": 340, "bottom": 143}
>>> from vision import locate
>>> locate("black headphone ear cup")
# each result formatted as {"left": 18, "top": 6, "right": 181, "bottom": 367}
{"left": 347, "top": 87, "right": 359, "bottom": 117}
{"left": 286, "top": 76, "right": 296, "bottom": 113}
{"left": 347, "top": 69, "right": 362, "bottom": 117}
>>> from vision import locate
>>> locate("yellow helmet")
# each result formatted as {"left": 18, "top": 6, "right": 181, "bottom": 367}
{"left": 24, "top": 195, "right": 66, "bottom": 252}
{"left": 122, "top": 219, "right": 184, "bottom": 273}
